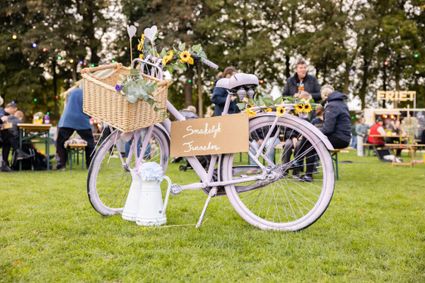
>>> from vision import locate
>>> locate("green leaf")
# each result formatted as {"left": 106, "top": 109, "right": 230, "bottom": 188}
{"left": 178, "top": 42, "right": 186, "bottom": 51}
{"left": 237, "top": 103, "right": 246, "bottom": 110}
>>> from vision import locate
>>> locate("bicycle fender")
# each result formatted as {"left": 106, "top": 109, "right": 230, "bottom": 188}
{"left": 251, "top": 113, "right": 334, "bottom": 151}
{"left": 156, "top": 122, "right": 170, "bottom": 141}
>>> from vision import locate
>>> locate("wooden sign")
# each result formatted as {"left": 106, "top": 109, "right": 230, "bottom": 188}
{"left": 377, "top": 91, "right": 416, "bottom": 102}
{"left": 170, "top": 114, "right": 249, "bottom": 157}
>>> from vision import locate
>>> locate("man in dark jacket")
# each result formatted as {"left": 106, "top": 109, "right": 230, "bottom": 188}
{"left": 321, "top": 91, "right": 351, "bottom": 148}
{"left": 295, "top": 88, "right": 351, "bottom": 182}
{"left": 211, "top": 66, "right": 239, "bottom": 116}
{"left": 282, "top": 59, "right": 321, "bottom": 102}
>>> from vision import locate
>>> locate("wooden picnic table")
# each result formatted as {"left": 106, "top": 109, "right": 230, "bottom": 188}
{"left": 384, "top": 143, "right": 424, "bottom": 167}
{"left": 17, "top": 123, "right": 52, "bottom": 171}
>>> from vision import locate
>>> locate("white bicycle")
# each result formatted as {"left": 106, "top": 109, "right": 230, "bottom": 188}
{"left": 86, "top": 56, "right": 335, "bottom": 231}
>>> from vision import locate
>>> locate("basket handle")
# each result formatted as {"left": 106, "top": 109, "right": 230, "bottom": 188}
{"left": 81, "top": 63, "right": 122, "bottom": 74}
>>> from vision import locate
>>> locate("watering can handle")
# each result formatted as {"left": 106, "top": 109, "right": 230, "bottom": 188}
{"left": 161, "top": 176, "right": 172, "bottom": 215}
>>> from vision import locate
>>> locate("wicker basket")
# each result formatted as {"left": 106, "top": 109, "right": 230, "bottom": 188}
{"left": 81, "top": 63, "right": 169, "bottom": 133}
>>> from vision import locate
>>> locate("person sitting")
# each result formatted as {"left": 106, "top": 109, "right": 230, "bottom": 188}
{"left": 311, "top": 105, "right": 324, "bottom": 128}
{"left": 282, "top": 58, "right": 321, "bottom": 102}
{"left": 1, "top": 105, "right": 31, "bottom": 172}
{"left": 296, "top": 86, "right": 351, "bottom": 182}
{"left": 320, "top": 88, "right": 351, "bottom": 149}
{"left": 367, "top": 117, "right": 400, "bottom": 162}
{"left": 211, "top": 66, "right": 239, "bottom": 116}
{"left": 56, "top": 87, "right": 95, "bottom": 170}
{"left": 367, "top": 117, "right": 385, "bottom": 146}
{"left": 180, "top": 105, "right": 198, "bottom": 120}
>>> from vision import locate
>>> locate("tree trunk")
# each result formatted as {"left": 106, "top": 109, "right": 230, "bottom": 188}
{"left": 184, "top": 68, "right": 194, "bottom": 107}
{"left": 52, "top": 59, "right": 58, "bottom": 119}
{"left": 196, "top": 63, "right": 203, "bottom": 117}
{"left": 285, "top": 54, "right": 291, "bottom": 79}
{"left": 359, "top": 59, "right": 370, "bottom": 108}
{"left": 382, "top": 64, "right": 387, "bottom": 108}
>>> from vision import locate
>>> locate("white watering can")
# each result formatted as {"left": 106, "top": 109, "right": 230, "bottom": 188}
{"left": 122, "top": 162, "right": 171, "bottom": 226}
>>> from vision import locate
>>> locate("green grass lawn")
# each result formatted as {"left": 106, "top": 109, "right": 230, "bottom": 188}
{"left": 1, "top": 150, "right": 424, "bottom": 282}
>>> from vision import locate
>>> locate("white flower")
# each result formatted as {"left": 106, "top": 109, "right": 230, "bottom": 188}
{"left": 138, "top": 162, "right": 164, "bottom": 182}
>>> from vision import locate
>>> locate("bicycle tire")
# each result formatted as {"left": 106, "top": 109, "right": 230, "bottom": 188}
{"left": 222, "top": 115, "right": 334, "bottom": 231}
{"left": 87, "top": 127, "right": 169, "bottom": 216}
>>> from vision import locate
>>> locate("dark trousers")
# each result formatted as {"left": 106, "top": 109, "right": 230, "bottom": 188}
{"left": 293, "top": 138, "right": 316, "bottom": 176}
{"left": 297, "top": 135, "right": 349, "bottom": 176}
{"left": 328, "top": 135, "right": 350, "bottom": 149}
{"left": 56, "top": 127, "right": 95, "bottom": 168}
{"left": 1, "top": 130, "right": 19, "bottom": 166}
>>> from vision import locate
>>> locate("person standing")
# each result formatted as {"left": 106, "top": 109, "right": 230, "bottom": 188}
{"left": 282, "top": 58, "right": 321, "bottom": 102}
{"left": 356, "top": 117, "right": 369, "bottom": 156}
{"left": 56, "top": 87, "right": 94, "bottom": 170}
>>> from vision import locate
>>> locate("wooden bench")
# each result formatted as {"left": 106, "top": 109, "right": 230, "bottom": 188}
{"left": 67, "top": 143, "right": 87, "bottom": 169}
{"left": 330, "top": 149, "right": 341, "bottom": 180}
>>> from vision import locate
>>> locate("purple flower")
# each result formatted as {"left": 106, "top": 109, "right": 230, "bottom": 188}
{"left": 115, "top": 84, "right": 123, "bottom": 91}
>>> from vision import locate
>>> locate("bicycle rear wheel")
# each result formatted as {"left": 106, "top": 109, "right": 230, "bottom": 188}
{"left": 222, "top": 115, "right": 334, "bottom": 231}
{"left": 87, "top": 127, "right": 169, "bottom": 216}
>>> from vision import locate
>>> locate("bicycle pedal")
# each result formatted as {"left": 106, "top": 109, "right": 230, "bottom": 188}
{"left": 170, "top": 184, "right": 183, "bottom": 195}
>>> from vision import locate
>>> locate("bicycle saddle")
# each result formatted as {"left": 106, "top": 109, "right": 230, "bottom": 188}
{"left": 215, "top": 73, "right": 259, "bottom": 90}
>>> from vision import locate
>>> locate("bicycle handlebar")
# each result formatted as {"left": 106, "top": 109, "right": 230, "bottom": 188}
{"left": 194, "top": 55, "right": 219, "bottom": 70}
{"left": 141, "top": 53, "right": 218, "bottom": 70}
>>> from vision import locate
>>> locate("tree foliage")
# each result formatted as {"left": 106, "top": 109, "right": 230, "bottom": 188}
{"left": 1, "top": 0, "right": 424, "bottom": 119}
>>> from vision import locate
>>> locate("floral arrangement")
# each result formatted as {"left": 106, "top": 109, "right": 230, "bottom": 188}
{"left": 240, "top": 93, "right": 314, "bottom": 118}
{"left": 137, "top": 162, "right": 165, "bottom": 182}
{"left": 117, "top": 25, "right": 208, "bottom": 107}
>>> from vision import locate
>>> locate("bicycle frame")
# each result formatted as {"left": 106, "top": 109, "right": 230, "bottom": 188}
{"left": 138, "top": 95, "right": 269, "bottom": 192}
{"left": 117, "top": 57, "right": 333, "bottom": 194}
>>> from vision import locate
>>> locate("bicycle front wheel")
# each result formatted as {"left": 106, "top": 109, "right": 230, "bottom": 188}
{"left": 222, "top": 115, "right": 334, "bottom": 231}
{"left": 87, "top": 127, "right": 169, "bottom": 216}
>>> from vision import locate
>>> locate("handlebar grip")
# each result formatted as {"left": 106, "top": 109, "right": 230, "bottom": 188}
{"left": 200, "top": 57, "right": 219, "bottom": 69}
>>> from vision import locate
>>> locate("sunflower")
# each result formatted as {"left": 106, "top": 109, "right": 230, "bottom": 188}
{"left": 276, "top": 106, "right": 286, "bottom": 117}
{"left": 162, "top": 50, "right": 174, "bottom": 66}
{"left": 295, "top": 103, "right": 304, "bottom": 114}
{"left": 303, "top": 103, "right": 312, "bottom": 113}
{"left": 245, "top": 107, "right": 257, "bottom": 118}
{"left": 179, "top": 50, "right": 192, "bottom": 63}
{"left": 137, "top": 34, "right": 145, "bottom": 51}
{"left": 265, "top": 107, "right": 273, "bottom": 113}
{"left": 188, "top": 56, "right": 194, "bottom": 65}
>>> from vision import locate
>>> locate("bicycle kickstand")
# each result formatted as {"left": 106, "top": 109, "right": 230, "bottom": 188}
{"left": 195, "top": 187, "right": 217, "bottom": 228}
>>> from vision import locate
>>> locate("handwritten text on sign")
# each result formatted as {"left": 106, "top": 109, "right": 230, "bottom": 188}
{"left": 170, "top": 114, "right": 249, "bottom": 157}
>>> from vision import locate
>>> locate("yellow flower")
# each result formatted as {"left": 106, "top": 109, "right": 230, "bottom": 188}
{"left": 137, "top": 34, "right": 145, "bottom": 51}
{"left": 295, "top": 103, "right": 304, "bottom": 114}
{"left": 162, "top": 50, "right": 174, "bottom": 66}
{"left": 179, "top": 50, "right": 192, "bottom": 63}
{"left": 245, "top": 107, "right": 257, "bottom": 118}
{"left": 139, "top": 53, "right": 144, "bottom": 60}
{"left": 303, "top": 103, "right": 312, "bottom": 113}
{"left": 276, "top": 106, "right": 286, "bottom": 117}
{"left": 188, "top": 56, "right": 194, "bottom": 65}
{"left": 265, "top": 108, "right": 273, "bottom": 113}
